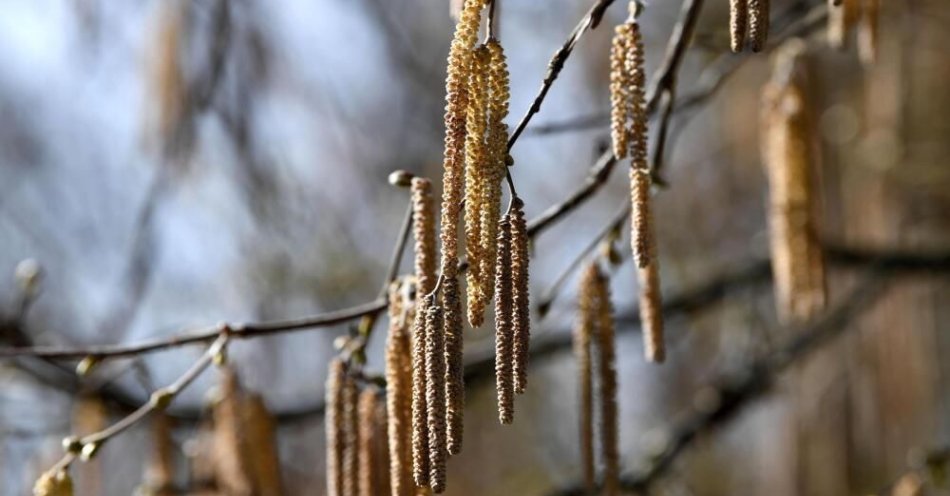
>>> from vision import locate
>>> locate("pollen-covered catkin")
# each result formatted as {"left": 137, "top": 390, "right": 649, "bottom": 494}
{"left": 464, "top": 45, "right": 492, "bottom": 327}
{"left": 510, "top": 200, "right": 531, "bottom": 395}
{"left": 494, "top": 216, "right": 515, "bottom": 425}
{"left": 762, "top": 40, "right": 826, "bottom": 324}
{"left": 412, "top": 179, "right": 437, "bottom": 295}
{"left": 610, "top": 23, "right": 632, "bottom": 158}
{"left": 730, "top": 0, "right": 749, "bottom": 53}
{"left": 424, "top": 304, "right": 448, "bottom": 493}
{"left": 443, "top": 273, "right": 465, "bottom": 456}
{"left": 326, "top": 358, "right": 347, "bottom": 496}
{"left": 478, "top": 39, "right": 511, "bottom": 314}
{"left": 386, "top": 285, "right": 414, "bottom": 496}
{"left": 593, "top": 273, "right": 619, "bottom": 496}
{"left": 575, "top": 264, "right": 598, "bottom": 494}
{"left": 411, "top": 295, "right": 433, "bottom": 487}
{"left": 748, "top": 0, "right": 770, "bottom": 52}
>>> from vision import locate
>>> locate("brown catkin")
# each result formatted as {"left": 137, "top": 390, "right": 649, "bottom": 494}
{"left": 639, "top": 261, "right": 665, "bottom": 363}
{"left": 748, "top": 0, "right": 770, "bottom": 52}
{"left": 386, "top": 284, "right": 415, "bottom": 496}
{"left": 625, "top": 21, "right": 648, "bottom": 173}
{"left": 411, "top": 295, "right": 432, "bottom": 487}
{"left": 857, "top": 0, "right": 880, "bottom": 65}
{"left": 443, "top": 273, "right": 465, "bottom": 455}
{"left": 494, "top": 216, "right": 515, "bottom": 424}
{"left": 593, "top": 271, "right": 619, "bottom": 496}
{"left": 610, "top": 23, "right": 632, "bottom": 158}
{"left": 412, "top": 179, "right": 438, "bottom": 295}
{"left": 510, "top": 200, "right": 531, "bottom": 395}
{"left": 440, "top": 0, "right": 486, "bottom": 279}
{"left": 424, "top": 304, "right": 448, "bottom": 493}
{"left": 478, "top": 39, "right": 510, "bottom": 313}
{"left": 464, "top": 45, "right": 492, "bottom": 327}
{"left": 575, "top": 264, "right": 599, "bottom": 494}
{"left": 326, "top": 359, "right": 347, "bottom": 496}
{"left": 762, "top": 39, "right": 826, "bottom": 324}
{"left": 342, "top": 369, "right": 360, "bottom": 496}
{"left": 358, "top": 389, "right": 388, "bottom": 496}
{"left": 630, "top": 168, "right": 654, "bottom": 269}
{"left": 730, "top": 0, "right": 749, "bottom": 53}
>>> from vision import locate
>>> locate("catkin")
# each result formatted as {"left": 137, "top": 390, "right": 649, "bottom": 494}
{"left": 443, "top": 274, "right": 466, "bottom": 455}
{"left": 630, "top": 168, "right": 654, "bottom": 269}
{"left": 730, "top": 0, "right": 749, "bottom": 53}
{"left": 412, "top": 179, "right": 438, "bottom": 295}
{"left": 575, "top": 265, "right": 598, "bottom": 494}
{"left": 478, "top": 38, "right": 511, "bottom": 312}
{"left": 857, "top": 0, "right": 880, "bottom": 65}
{"left": 593, "top": 267, "right": 619, "bottom": 496}
{"left": 610, "top": 23, "right": 632, "bottom": 158}
{"left": 358, "top": 389, "right": 390, "bottom": 496}
{"left": 762, "top": 40, "right": 826, "bottom": 324}
{"left": 494, "top": 216, "right": 515, "bottom": 425}
{"left": 326, "top": 359, "right": 347, "bottom": 496}
{"left": 440, "top": 0, "right": 486, "bottom": 278}
{"left": 386, "top": 284, "right": 415, "bottom": 496}
{"left": 748, "top": 0, "right": 770, "bottom": 52}
{"left": 639, "top": 263, "right": 665, "bottom": 362}
{"left": 510, "top": 200, "right": 531, "bottom": 395}
{"left": 464, "top": 45, "right": 492, "bottom": 327}
{"left": 342, "top": 369, "right": 360, "bottom": 496}
{"left": 828, "top": 0, "right": 860, "bottom": 50}
{"left": 411, "top": 295, "right": 433, "bottom": 487}
{"left": 624, "top": 21, "right": 648, "bottom": 173}
{"left": 424, "top": 304, "right": 448, "bottom": 493}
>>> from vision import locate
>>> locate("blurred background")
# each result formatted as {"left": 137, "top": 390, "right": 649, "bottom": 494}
{"left": 0, "top": 0, "right": 948, "bottom": 494}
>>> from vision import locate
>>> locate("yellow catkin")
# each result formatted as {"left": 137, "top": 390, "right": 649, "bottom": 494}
{"left": 358, "top": 389, "right": 389, "bottom": 496}
{"left": 424, "top": 304, "right": 448, "bottom": 493}
{"left": 386, "top": 284, "right": 415, "bottom": 496}
{"left": 730, "top": 0, "right": 749, "bottom": 52}
{"left": 464, "top": 45, "right": 492, "bottom": 327}
{"left": 748, "top": 0, "right": 770, "bottom": 52}
{"left": 326, "top": 359, "right": 347, "bottom": 496}
{"left": 494, "top": 215, "right": 515, "bottom": 424}
{"left": 630, "top": 168, "right": 654, "bottom": 269}
{"left": 593, "top": 271, "right": 619, "bottom": 496}
{"left": 510, "top": 200, "right": 531, "bottom": 395}
{"left": 575, "top": 264, "right": 599, "bottom": 494}
{"left": 33, "top": 470, "right": 73, "bottom": 496}
{"left": 762, "top": 40, "right": 826, "bottom": 324}
{"left": 440, "top": 0, "right": 486, "bottom": 278}
{"left": 857, "top": 0, "right": 880, "bottom": 65}
{"left": 411, "top": 295, "right": 432, "bottom": 487}
{"left": 412, "top": 179, "right": 438, "bottom": 295}
{"left": 610, "top": 23, "right": 632, "bottom": 158}
{"left": 625, "top": 21, "right": 648, "bottom": 174}
{"left": 443, "top": 273, "right": 466, "bottom": 456}
{"left": 478, "top": 39, "right": 511, "bottom": 316}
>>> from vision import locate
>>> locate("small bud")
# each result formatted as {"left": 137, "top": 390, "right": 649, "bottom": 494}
{"left": 61, "top": 436, "right": 82, "bottom": 454}
{"left": 388, "top": 170, "right": 414, "bottom": 187}
{"left": 75, "top": 356, "right": 100, "bottom": 377}
{"left": 80, "top": 441, "right": 101, "bottom": 461}
{"left": 333, "top": 335, "right": 349, "bottom": 351}
{"left": 15, "top": 258, "right": 42, "bottom": 295}
{"left": 212, "top": 347, "right": 227, "bottom": 367}
{"left": 150, "top": 389, "right": 174, "bottom": 410}
{"left": 505, "top": 154, "right": 514, "bottom": 166}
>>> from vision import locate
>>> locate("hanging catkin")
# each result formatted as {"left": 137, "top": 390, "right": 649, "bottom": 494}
{"left": 386, "top": 283, "right": 414, "bottom": 496}
{"left": 424, "top": 304, "right": 448, "bottom": 493}
{"left": 464, "top": 45, "right": 492, "bottom": 327}
{"left": 748, "top": 0, "right": 770, "bottom": 52}
{"left": 729, "top": 0, "right": 749, "bottom": 53}
{"left": 443, "top": 273, "right": 466, "bottom": 456}
{"left": 575, "top": 264, "right": 598, "bottom": 494}
{"left": 593, "top": 271, "right": 619, "bottom": 496}
{"left": 610, "top": 22, "right": 632, "bottom": 158}
{"left": 638, "top": 262, "right": 665, "bottom": 362}
{"left": 494, "top": 215, "right": 515, "bottom": 424}
{"left": 358, "top": 389, "right": 390, "bottom": 496}
{"left": 857, "top": 0, "right": 880, "bottom": 65}
{"left": 762, "top": 39, "right": 826, "bottom": 324}
{"left": 411, "top": 295, "right": 433, "bottom": 487}
{"left": 510, "top": 199, "right": 531, "bottom": 395}
{"left": 342, "top": 369, "right": 360, "bottom": 496}
{"left": 326, "top": 358, "right": 347, "bottom": 496}
{"left": 828, "top": 0, "right": 859, "bottom": 50}
{"left": 412, "top": 179, "right": 437, "bottom": 295}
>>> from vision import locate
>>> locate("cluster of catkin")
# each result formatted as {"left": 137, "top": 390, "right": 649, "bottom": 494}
{"left": 729, "top": 0, "right": 771, "bottom": 52}
{"left": 828, "top": 0, "right": 880, "bottom": 64}
{"left": 761, "top": 40, "right": 827, "bottom": 324}
{"left": 327, "top": 358, "right": 393, "bottom": 496}
{"left": 574, "top": 263, "right": 620, "bottom": 495}
{"left": 610, "top": 9, "right": 665, "bottom": 363}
